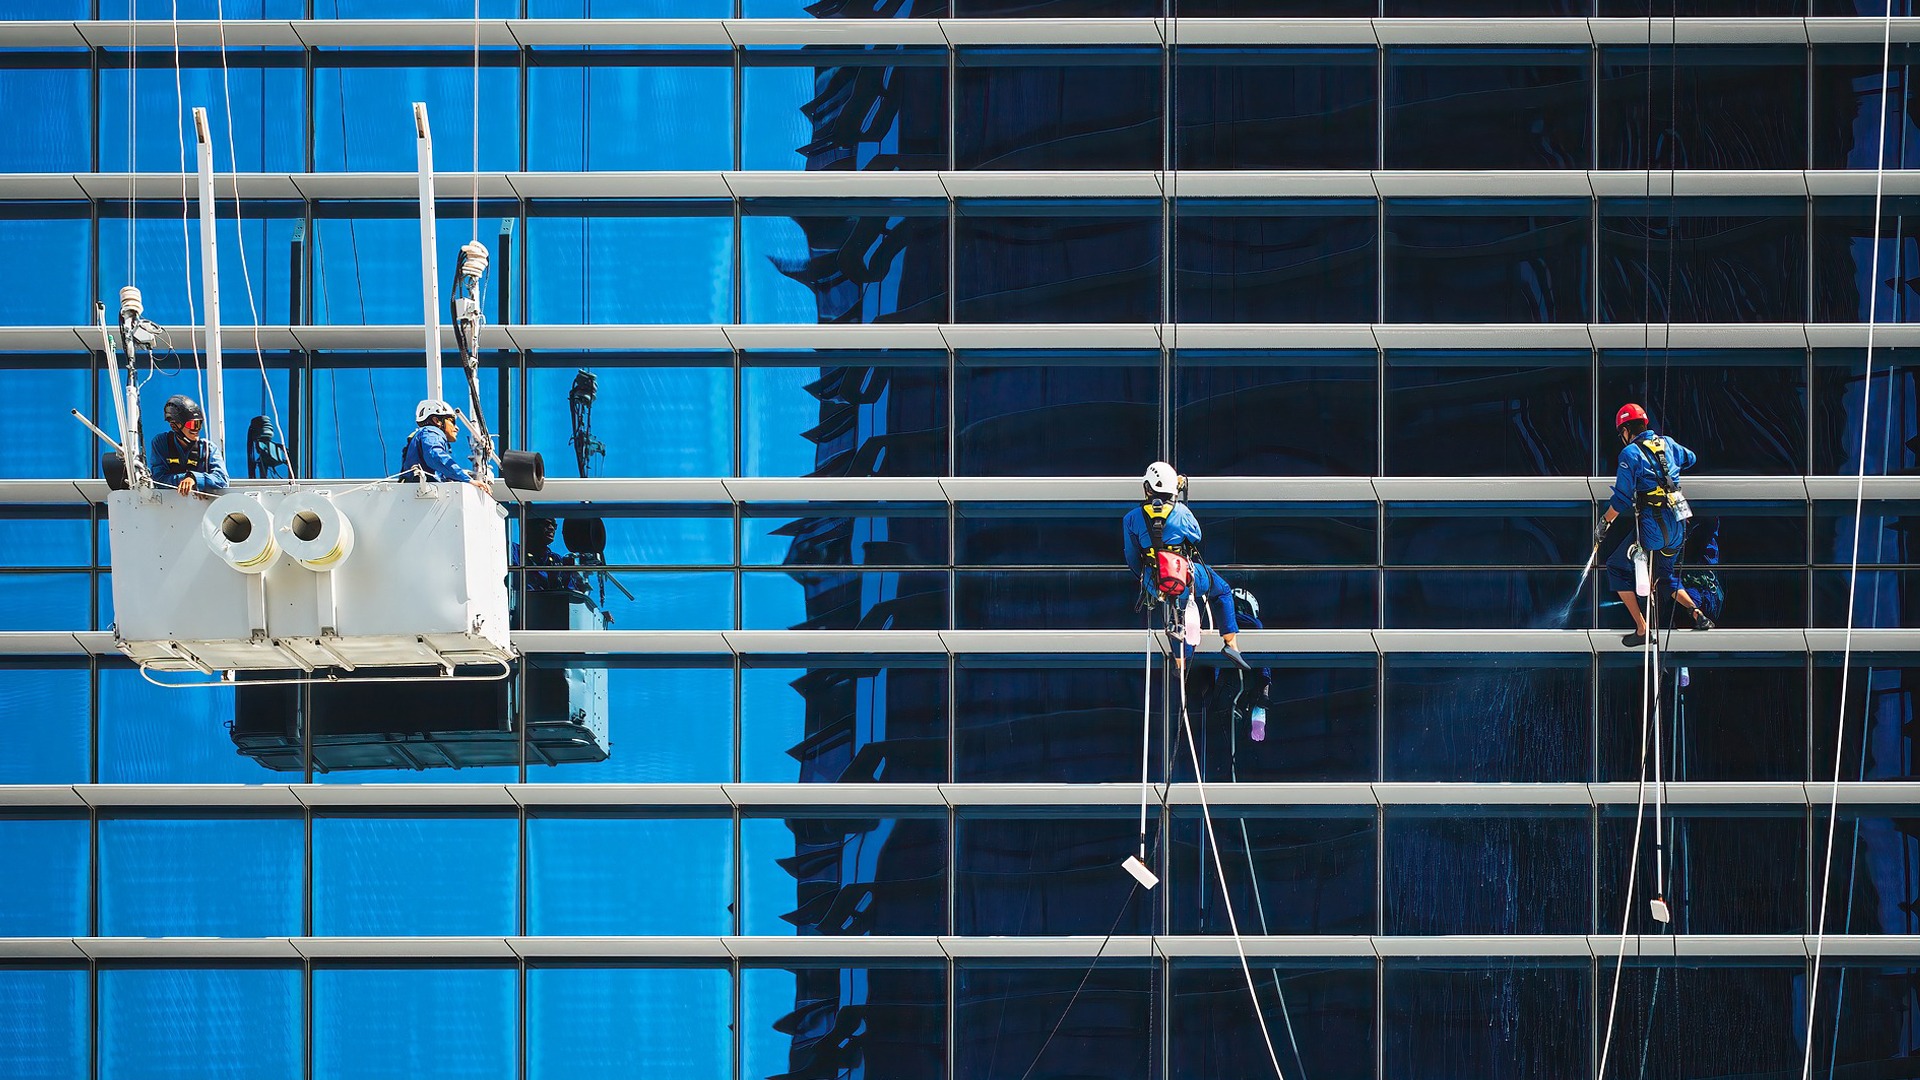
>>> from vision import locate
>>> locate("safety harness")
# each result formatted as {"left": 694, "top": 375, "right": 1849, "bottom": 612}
{"left": 1141, "top": 498, "right": 1196, "bottom": 599}
{"left": 158, "top": 431, "right": 212, "bottom": 477}
{"left": 1631, "top": 434, "right": 1688, "bottom": 516}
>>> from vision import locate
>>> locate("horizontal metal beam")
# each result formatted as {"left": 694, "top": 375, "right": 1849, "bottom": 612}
{"left": 0, "top": 933, "right": 1913, "bottom": 963}
{"left": 6, "top": 17, "right": 1920, "bottom": 49}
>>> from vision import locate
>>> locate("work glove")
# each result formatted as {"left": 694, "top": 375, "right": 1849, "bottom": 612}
{"left": 1592, "top": 518, "right": 1612, "bottom": 546}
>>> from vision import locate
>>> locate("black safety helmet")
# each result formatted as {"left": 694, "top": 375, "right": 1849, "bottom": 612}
{"left": 163, "top": 394, "right": 203, "bottom": 428}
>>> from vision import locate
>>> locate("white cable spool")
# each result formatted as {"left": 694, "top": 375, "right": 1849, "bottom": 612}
{"left": 202, "top": 492, "right": 277, "bottom": 574}
{"left": 277, "top": 490, "right": 355, "bottom": 571}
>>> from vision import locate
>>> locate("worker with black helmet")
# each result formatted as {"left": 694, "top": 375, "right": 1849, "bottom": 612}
{"left": 148, "top": 394, "right": 227, "bottom": 496}
{"left": 1597, "top": 403, "right": 1713, "bottom": 647}
{"left": 401, "top": 398, "right": 489, "bottom": 493}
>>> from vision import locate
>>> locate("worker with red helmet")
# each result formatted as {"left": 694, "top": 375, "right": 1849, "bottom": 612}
{"left": 1596, "top": 403, "right": 1714, "bottom": 646}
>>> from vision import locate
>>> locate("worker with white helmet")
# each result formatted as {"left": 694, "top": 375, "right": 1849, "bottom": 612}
{"left": 400, "top": 398, "right": 489, "bottom": 492}
{"left": 1122, "top": 461, "right": 1248, "bottom": 669}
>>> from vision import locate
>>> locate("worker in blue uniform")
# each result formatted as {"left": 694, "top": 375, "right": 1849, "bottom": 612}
{"left": 401, "top": 398, "right": 489, "bottom": 492}
{"left": 514, "top": 517, "right": 588, "bottom": 593}
{"left": 1597, "top": 403, "right": 1714, "bottom": 647}
{"left": 148, "top": 394, "right": 227, "bottom": 496}
{"left": 1123, "top": 462, "right": 1248, "bottom": 668}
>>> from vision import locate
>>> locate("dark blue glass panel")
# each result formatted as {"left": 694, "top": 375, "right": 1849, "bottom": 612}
{"left": 527, "top": 55, "right": 733, "bottom": 171}
{"left": 1386, "top": 656, "right": 1590, "bottom": 780}
{"left": 1600, "top": 198, "right": 1807, "bottom": 322}
{"left": 1385, "top": 568, "right": 1594, "bottom": 629}
{"left": 101, "top": 56, "right": 305, "bottom": 172}
{"left": 1812, "top": 349, "right": 1920, "bottom": 476}
{"left": 0, "top": 967, "right": 87, "bottom": 1080}
{"left": 1385, "top": 809, "right": 1589, "bottom": 932}
{"left": 955, "top": 357, "right": 1159, "bottom": 473}
{"left": 741, "top": 360, "right": 948, "bottom": 477}
{"left": 526, "top": 661, "right": 734, "bottom": 783}
{"left": 1813, "top": 46, "right": 1920, "bottom": 169}
{"left": 313, "top": 57, "right": 518, "bottom": 170}
{"left": 100, "top": 816, "right": 302, "bottom": 936}
{"left": 1600, "top": 808, "right": 1804, "bottom": 933}
{"left": 1384, "top": 352, "right": 1592, "bottom": 475}
{"left": 745, "top": 505, "right": 947, "bottom": 566}
{"left": 1383, "top": 962, "right": 1587, "bottom": 1080}
{"left": 1176, "top": 48, "right": 1376, "bottom": 170}
{"left": 1606, "top": 966, "right": 1805, "bottom": 1077}
{"left": 956, "top": 205, "right": 1161, "bottom": 322}
{"left": 0, "top": 361, "right": 92, "bottom": 479}
{"left": 0, "top": 58, "right": 89, "bottom": 171}
{"left": 529, "top": 362, "right": 733, "bottom": 478}
{"left": 520, "top": 507, "right": 732, "bottom": 566}
{"left": 957, "top": 965, "right": 1152, "bottom": 1080}
{"left": 955, "top": 664, "right": 1166, "bottom": 783}
{"left": 957, "top": 816, "right": 1156, "bottom": 934}
{"left": 1680, "top": 567, "right": 1803, "bottom": 626}
{"left": 741, "top": 663, "right": 949, "bottom": 783}
{"left": 956, "top": 503, "right": 1114, "bottom": 566}
{"left": 99, "top": 667, "right": 260, "bottom": 783}
{"left": 1385, "top": 49, "right": 1589, "bottom": 169}
{"left": 528, "top": 815, "right": 733, "bottom": 934}
{"left": 1683, "top": 501, "right": 1804, "bottom": 565}
{"left": 1818, "top": 962, "right": 1920, "bottom": 1077}
{"left": 99, "top": 208, "right": 301, "bottom": 328}
{"left": 1181, "top": 657, "right": 1377, "bottom": 781}
{"left": 1169, "top": 809, "right": 1376, "bottom": 934}
{"left": 530, "top": 0, "right": 727, "bottom": 13}
{"left": 127, "top": 0, "right": 302, "bottom": 13}
{"left": 956, "top": 50, "right": 1160, "bottom": 169}
{"left": 1598, "top": 349, "right": 1808, "bottom": 475}
{"left": 0, "top": 209, "right": 89, "bottom": 326}
{"left": 742, "top": 51, "right": 948, "bottom": 171}
{"left": 1175, "top": 352, "right": 1379, "bottom": 476}
{"left": 0, "top": 664, "right": 89, "bottom": 784}
{"left": 525, "top": 209, "right": 735, "bottom": 323}
{"left": 1820, "top": 813, "right": 1920, "bottom": 937}
{"left": 1384, "top": 201, "right": 1590, "bottom": 323}
{"left": 0, "top": 817, "right": 87, "bottom": 935}
{"left": 1186, "top": 504, "right": 1378, "bottom": 567}
{"left": 1385, "top": 503, "right": 1586, "bottom": 566}
{"left": 100, "top": 967, "right": 300, "bottom": 1080}
{"left": 1600, "top": 47, "right": 1806, "bottom": 169}
{"left": 743, "top": 206, "right": 949, "bottom": 323}
{"left": 313, "top": 968, "right": 515, "bottom": 1080}
{"left": 1171, "top": 962, "right": 1374, "bottom": 1080}
{"left": 959, "top": 0, "right": 1152, "bottom": 13}
{"left": 312, "top": 815, "right": 518, "bottom": 935}
{"left": 744, "top": 569, "right": 947, "bottom": 629}
{"left": 743, "top": 967, "right": 945, "bottom": 1080}
{"left": 1601, "top": 655, "right": 1807, "bottom": 781}
{"left": 1813, "top": 196, "right": 1920, "bottom": 323}
{"left": 1177, "top": 0, "right": 1368, "bottom": 11}
{"left": 1224, "top": 568, "right": 1378, "bottom": 630}
{"left": 529, "top": 967, "right": 732, "bottom": 1080}
{"left": 0, "top": 574, "right": 87, "bottom": 630}
{"left": 742, "top": 815, "right": 947, "bottom": 935}
{"left": 1814, "top": 658, "right": 1920, "bottom": 782}
{"left": 312, "top": 205, "right": 518, "bottom": 324}
{"left": 1175, "top": 201, "right": 1377, "bottom": 323}
{"left": 1813, "top": 569, "right": 1920, "bottom": 627}
{"left": 325, "top": 0, "right": 515, "bottom": 12}
{"left": 954, "top": 569, "right": 1148, "bottom": 629}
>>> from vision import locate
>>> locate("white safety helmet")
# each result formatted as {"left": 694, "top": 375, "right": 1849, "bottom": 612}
{"left": 1143, "top": 461, "right": 1181, "bottom": 500}
{"left": 415, "top": 398, "right": 456, "bottom": 425}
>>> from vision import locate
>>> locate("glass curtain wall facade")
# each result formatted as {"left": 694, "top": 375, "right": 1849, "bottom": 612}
{"left": 6, "top": 5, "right": 1920, "bottom": 1080}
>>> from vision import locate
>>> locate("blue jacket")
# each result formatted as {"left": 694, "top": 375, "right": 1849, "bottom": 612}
{"left": 1122, "top": 501, "right": 1202, "bottom": 575}
{"left": 1609, "top": 430, "right": 1695, "bottom": 552}
{"left": 148, "top": 430, "right": 228, "bottom": 492}
{"left": 400, "top": 425, "right": 472, "bottom": 483}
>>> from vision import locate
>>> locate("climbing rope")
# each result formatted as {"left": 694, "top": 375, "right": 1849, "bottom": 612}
{"left": 1595, "top": 603, "right": 1665, "bottom": 1080}
{"left": 213, "top": 0, "right": 285, "bottom": 464}
{"left": 169, "top": 0, "right": 204, "bottom": 414}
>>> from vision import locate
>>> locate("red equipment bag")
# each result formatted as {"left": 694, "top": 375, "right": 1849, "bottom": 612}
{"left": 1154, "top": 550, "right": 1192, "bottom": 598}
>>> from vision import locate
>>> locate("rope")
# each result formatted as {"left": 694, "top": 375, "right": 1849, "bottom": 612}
{"left": 472, "top": 0, "right": 482, "bottom": 243}
{"left": 127, "top": 0, "right": 136, "bottom": 288}
{"left": 1596, "top": 617, "right": 1662, "bottom": 1080}
{"left": 169, "top": 0, "right": 203, "bottom": 414}
{"left": 1230, "top": 703, "right": 1310, "bottom": 1079}
{"left": 1801, "top": 2, "right": 1899, "bottom": 1074}
{"left": 213, "top": 0, "right": 286, "bottom": 464}
{"left": 1139, "top": 613, "right": 1156, "bottom": 862}
{"left": 1013, "top": 882, "right": 1141, "bottom": 1080}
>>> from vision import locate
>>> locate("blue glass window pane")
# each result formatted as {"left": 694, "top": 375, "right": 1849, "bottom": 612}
{"left": 1175, "top": 201, "right": 1377, "bottom": 323}
{"left": 742, "top": 52, "right": 948, "bottom": 171}
{"left": 99, "top": 816, "right": 302, "bottom": 936}
{"left": 5, "top": 0, "right": 89, "bottom": 15}
{"left": 1812, "top": 349, "right": 1920, "bottom": 475}
{"left": 1385, "top": 809, "right": 1590, "bottom": 932}
{"left": 560, "top": 569, "right": 731, "bottom": 630}
{"left": 1598, "top": 349, "right": 1808, "bottom": 475}
{"left": 1813, "top": 196, "right": 1920, "bottom": 323}
{"left": 1386, "top": 49, "right": 1589, "bottom": 169}
{"left": 1599, "top": 198, "right": 1808, "bottom": 323}
{"left": 742, "top": 815, "right": 947, "bottom": 935}
{"left": 956, "top": 206, "right": 1161, "bottom": 322}
{"left": 743, "top": 208, "right": 949, "bottom": 324}
{"left": 313, "top": 968, "right": 515, "bottom": 1080}
{"left": 1813, "top": 46, "right": 1920, "bottom": 169}
{"left": 957, "top": 816, "right": 1154, "bottom": 934}
{"left": 1384, "top": 352, "right": 1592, "bottom": 475}
{"left": 101, "top": 56, "right": 305, "bottom": 172}
{"left": 956, "top": 357, "right": 1159, "bottom": 473}
{"left": 954, "top": 664, "right": 1164, "bottom": 783}
{"left": 1814, "top": 660, "right": 1914, "bottom": 782}
{"left": 1820, "top": 962, "right": 1920, "bottom": 1073}
{"left": 100, "top": 211, "right": 301, "bottom": 328}
{"left": 1386, "top": 656, "right": 1589, "bottom": 781}
{"left": 955, "top": 503, "right": 1125, "bottom": 567}
{"left": 1701, "top": 567, "right": 1805, "bottom": 626}
{"left": 308, "top": 355, "right": 489, "bottom": 479}
{"left": 528, "top": 815, "right": 734, "bottom": 934}
{"left": 520, "top": 508, "right": 732, "bottom": 566}
{"left": 1176, "top": 48, "right": 1376, "bottom": 170}
{"left": 1600, "top": 809, "right": 1804, "bottom": 933}
{"left": 528, "top": 56, "right": 733, "bottom": 171}
{"left": 956, "top": 50, "right": 1161, "bottom": 170}
{"left": 0, "top": 664, "right": 89, "bottom": 784}
{"left": 0, "top": 211, "right": 89, "bottom": 326}
{"left": 743, "top": 569, "right": 948, "bottom": 630}
{"left": 100, "top": 967, "right": 301, "bottom": 1080}
{"left": 531, "top": 0, "right": 729, "bottom": 14}
{"left": 529, "top": 967, "right": 732, "bottom": 1080}
{"left": 1176, "top": 352, "right": 1378, "bottom": 476}
{"left": 529, "top": 362, "right": 733, "bottom": 477}
{"left": 1389, "top": 0, "right": 1587, "bottom": 14}
{"left": 312, "top": 206, "right": 515, "bottom": 324}
{"left": 1385, "top": 503, "right": 1588, "bottom": 566}
{"left": 0, "top": 817, "right": 88, "bottom": 936}
{"left": 313, "top": 815, "right": 518, "bottom": 935}
{"left": 743, "top": 967, "right": 945, "bottom": 1080}
{"left": 0, "top": 574, "right": 87, "bottom": 630}
{"left": 1186, "top": 657, "right": 1377, "bottom": 781}
{"left": 525, "top": 661, "right": 734, "bottom": 783}
{"left": 1384, "top": 568, "right": 1590, "bottom": 629}
{"left": 1383, "top": 962, "right": 1587, "bottom": 1080}
{"left": 313, "top": 58, "right": 519, "bottom": 170}
{"left": 1822, "top": 815, "right": 1920, "bottom": 935}
{"left": 741, "top": 663, "right": 948, "bottom": 783}
{"left": 0, "top": 968, "right": 87, "bottom": 1080}
{"left": 324, "top": 0, "right": 515, "bottom": 12}
{"left": 0, "top": 59, "right": 89, "bottom": 171}
{"left": 99, "top": 667, "right": 261, "bottom": 783}
{"left": 956, "top": 965, "right": 1151, "bottom": 1080}
{"left": 1385, "top": 200, "right": 1591, "bottom": 323}
{"left": 741, "top": 360, "right": 949, "bottom": 477}
{"left": 953, "top": 569, "right": 1143, "bottom": 630}
{"left": 745, "top": 505, "right": 947, "bottom": 566}
{"left": 1169, "top": 810, "right": 1376, "bottom": 934}
{"left": 1171, "top": 962, "right": 1373, "bottom": 1080}
{"left": 127, "top": 0, "right": 302, "bottom": 14}
{"left": 0, "top": 362, "right": 92, "bottom": 478}
{"left": 1600, "top": 47, "right": 1807, "bottom": 169}
{"left": 1614, "top": 965, "right": 1805, "bottom": 1075}
{"left": 526, "top": 210, "right": 734, "bottom": 323}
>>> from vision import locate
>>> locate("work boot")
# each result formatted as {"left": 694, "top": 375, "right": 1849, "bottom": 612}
{"left": 1621, "top": 631, "right": 1648, "bottom": 648}
{"left": 1222, "top": 644, "right": 1252, "bottom": 672}
{"left": 1691, "top": 609, "right": 1716, "bottom": 631}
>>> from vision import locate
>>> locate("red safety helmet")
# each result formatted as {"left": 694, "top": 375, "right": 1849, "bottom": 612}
{"left": 1614, "top": 402, "right": 1649, "bottom": 430}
